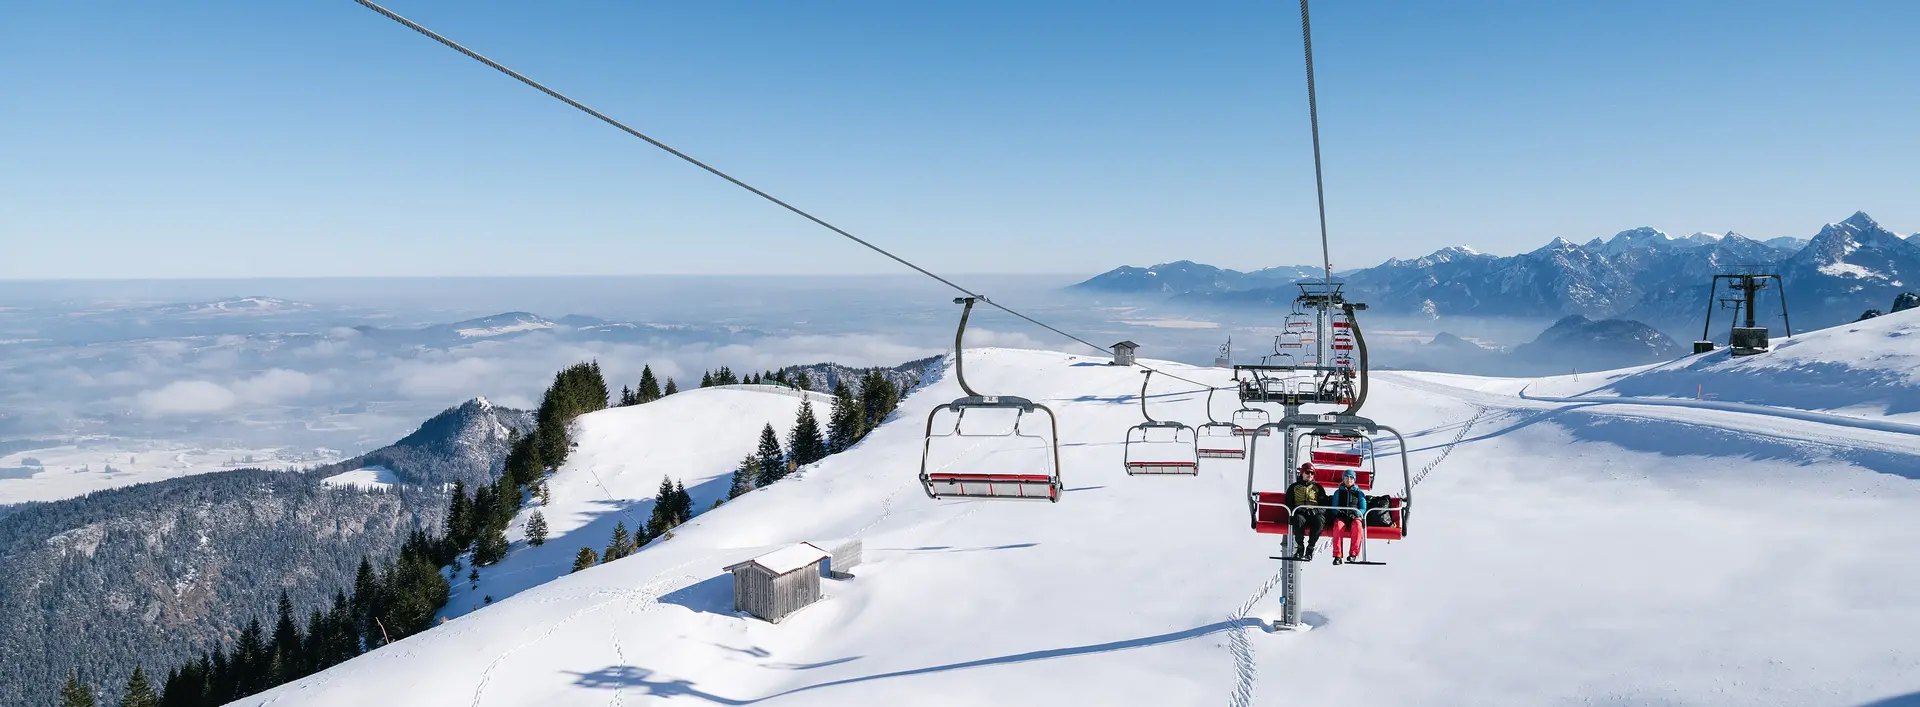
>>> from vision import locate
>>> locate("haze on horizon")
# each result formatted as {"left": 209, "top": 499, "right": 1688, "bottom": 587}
{"left": 3, "top": 0, "right": 1917, "bottom": 280}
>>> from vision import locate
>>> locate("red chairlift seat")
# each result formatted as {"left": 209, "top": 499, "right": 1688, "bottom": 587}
{"left": 924, "top": 472, "right": 1059, "bottom": 500}
{"left": 1125, "top": 460, "right": 1200, "bottom": 473}
{"left": 1198, "top": 445, "right": 1245, "bottom": 459}
{"left": 1249, "top": 494, "right": 1405, "bottom": 540}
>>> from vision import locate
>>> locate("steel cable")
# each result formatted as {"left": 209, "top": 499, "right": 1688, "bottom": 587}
{"left": 348, "top": 0, "right": 1220, "bottom": 392}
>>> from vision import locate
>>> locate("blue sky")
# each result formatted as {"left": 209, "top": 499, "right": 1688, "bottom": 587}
{"left": 3, "top": 0, "right": 1916, "bottom": 279}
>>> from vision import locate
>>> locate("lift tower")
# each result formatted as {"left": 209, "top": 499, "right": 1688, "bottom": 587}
{"left": 1695, "top": 273, "right": 1792, "bottom": 356}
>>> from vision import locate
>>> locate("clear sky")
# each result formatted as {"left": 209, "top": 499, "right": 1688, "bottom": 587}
{"left": 3, "top": 0, "right": 1916, "bottom": 279}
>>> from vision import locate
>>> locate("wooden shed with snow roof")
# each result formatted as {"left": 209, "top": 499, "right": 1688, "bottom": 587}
{"left": 725, "top": 542, "right": 831, "bottom": 623}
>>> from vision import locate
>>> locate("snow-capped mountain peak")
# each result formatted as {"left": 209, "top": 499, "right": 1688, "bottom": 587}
{"left": 1533, "top": 236, "right": 1582, "bottom": 254}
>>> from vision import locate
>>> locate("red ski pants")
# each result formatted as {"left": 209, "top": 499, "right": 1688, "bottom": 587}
{"left": 1328, "top": 517, "right": 1365, "bottom": 558}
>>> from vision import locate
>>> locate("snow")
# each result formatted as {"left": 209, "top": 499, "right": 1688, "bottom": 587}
{"left": 729, "top": 543, "right": 831, "bottom": 575}
{"left": 241, "top": 346, "right": 1920, "bottom": 707}
{"left": 1819, "top": 261, "right": 1882, "bottom": 279}
{"left": 319, "top": 466, "right": 402, "bottom": 491}
{"left": 440, "top": 386, "right": 821, "bottom": 620}
{"left": 454, "top": 320, "right": 555, "bottom": 338}
{"left": 0, "top": 444, "right": 342, "bottom": 504}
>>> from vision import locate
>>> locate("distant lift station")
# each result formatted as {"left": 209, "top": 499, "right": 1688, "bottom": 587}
{"left": 1696, "top": 273, "right": 1792, "bottom": 356}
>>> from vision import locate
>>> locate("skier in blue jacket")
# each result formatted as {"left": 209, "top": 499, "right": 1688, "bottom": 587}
{"left": 1328, "top": 469, "right": 1368, "bottom": 565}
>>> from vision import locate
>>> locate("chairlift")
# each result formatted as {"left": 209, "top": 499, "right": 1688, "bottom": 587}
{"left": 919, "top": 297, "right": 1063, "bottom": 502}
{"left": 1230, "top": 405, "right": 1272, "bottom": 437}
{"left": 1245, "top": 414, "right": 1412, "bottom": 564}
{"left": 1196, "top": 387, "right": 1246, "bottom": 460}
{"left": 1122, "top": 370, "right": 1199, "bottom": 475}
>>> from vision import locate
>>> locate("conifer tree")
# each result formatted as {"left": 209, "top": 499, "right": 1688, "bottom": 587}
{"left": 326, "top": 591, "right": 358, "bottom": 666}
{"left": 858, "top": 370, "right": 900, "bottom": 433}
{"left": 352, "top": 558, "right": 378, "bottom": 632}
{"left": 235, "top": 617, "right": 268, "bottom": 696}
{"left": 796, "top": 372, "right": 813, "bottom": 391}
{"left": 619, "top": 385, "right": 634, "bottom": 407}
{"left": 672, "top": 479, "right": 691, "bottom": 522}
{"left": 646, "top": 477, "right": 677, "bottom": 538}
{"left": 300, "top": 608, "right": 326, "bottom": 678}
{"left": 271, "top": 592, "right": 301, "bottom": 683}
{"left": 664, "top": 378, "right": 678, "bottom": 395}
{"left": 475, "top": 526, "right": 509, "bottom": 565}
{"left": 638, "top": 365, "right": 661, "bottom": 402}
{"left": 730, "top": 455, "right": 757, "bottom": 498}
{"left": 526, "top": 510, "right": 549, "bottom": 546}
{"left": 60, "top": 672, "right": 96, "bottom": 707}
{"left": 572, "top": 546, "right": 598, "bottom": 572}
{"left": 827, "top": 381, "right": 859, "bottom": 452}
{"left": 788, "top": 400, "right": 828, "bottom": 467}
{"left": 754, "top": 423, "right": 786, "bottom": 486}
{"left": 604, "top": 521, "right": 635, "bottom": 561}
{"left": 700, "top": 371, "right": 714, "bottom": 387}
{"left": 119, "top": 667, "right": 158, "bottom": 707}
{"left": 446, "top": 480, "right": 474, "bottom": 551}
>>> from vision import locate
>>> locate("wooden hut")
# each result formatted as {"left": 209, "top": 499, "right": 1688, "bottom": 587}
{"left": 1111, "top": 341, "right": 1139, "bottom": 366}
{"left": 724, "top": 543, "right": 831, "bottom": 623}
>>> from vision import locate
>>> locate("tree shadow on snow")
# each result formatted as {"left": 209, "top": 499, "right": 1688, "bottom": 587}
{"left": 566, "top": 618, "right": 1267, "bottom": 703}
{"left": 1859, "top": 693, "right": 1920, "bottom": 707}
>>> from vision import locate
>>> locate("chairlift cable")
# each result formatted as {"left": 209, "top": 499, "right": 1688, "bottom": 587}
{"left": 347, "top": 0, "right": 1218, "bottom": 392}
{"left": 1298, "top": 0, "right": 1334, "bottom": 289}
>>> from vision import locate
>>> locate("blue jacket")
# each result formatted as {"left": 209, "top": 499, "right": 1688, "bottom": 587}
{"left": 1330, "top": 484, "right": 1367, "bottom": 518}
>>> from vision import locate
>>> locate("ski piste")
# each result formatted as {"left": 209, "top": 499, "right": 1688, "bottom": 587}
{"left": 238, "top": 342, "right": 1920, "bottom": 706}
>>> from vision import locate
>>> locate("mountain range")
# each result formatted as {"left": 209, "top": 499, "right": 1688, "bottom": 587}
{"left": 1408, "top": 315, "right": 1684, "bottom": 377}
{"left": 1075, "top": 212, "right": 1919, "bottom": 337}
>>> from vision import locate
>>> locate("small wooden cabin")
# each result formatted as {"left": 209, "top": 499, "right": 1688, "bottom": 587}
{"left": 1112, "top": 341, "right": 1139, "bottom": 366}
{"left": 725, "top": 543, "right": 831, "bottom": 623}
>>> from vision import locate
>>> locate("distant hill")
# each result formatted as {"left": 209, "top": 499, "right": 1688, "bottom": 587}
{"left": 0, "top": 397, "right": 526, "bottom": 706}
{"left": 360, "top": 398, "right": 534, "bottom": 487}
{"left": 1070, "top": 261, "right": 1327, "bottom": 296}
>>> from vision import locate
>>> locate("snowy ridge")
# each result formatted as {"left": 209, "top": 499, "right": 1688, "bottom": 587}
{"left": 243, "top": 347, "right": 1920, "bottom": 706}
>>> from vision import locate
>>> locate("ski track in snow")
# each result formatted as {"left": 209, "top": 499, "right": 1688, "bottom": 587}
{"left": 1228, "top": 403, "right": 1489, "bottom": 707}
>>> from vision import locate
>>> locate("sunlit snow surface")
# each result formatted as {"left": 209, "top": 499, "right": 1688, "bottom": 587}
{"left": 318, "top": 465, "right": 402, "bottom": 491}
{"left": 241, "top": 343, "right": 1920, "bottom": 706}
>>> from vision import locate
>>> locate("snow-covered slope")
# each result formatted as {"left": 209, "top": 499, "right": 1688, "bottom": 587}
{"left": 319, "top": 465, "right": 401, "bottom": 490}
{"left": 243, "top": 348, "right": 1920, "bottom": 706}
{"left": 445, "top": 386, "right": 818, "bottom": 619}
{"left": 1466, "top": 307, "right": 1920, "bottom": 423}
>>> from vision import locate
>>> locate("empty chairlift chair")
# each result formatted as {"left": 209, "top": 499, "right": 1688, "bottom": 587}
{"left": 1246, "top": 414, "right": 1412, "bottom": 562}
{"left": 1231, "top": 405, "right": 1272, "bottom": 437}
{"left": 1195, "top": 387, "right": 1246, "bottom": 460}
{"left": 920, "top": 297, "right": 1064, "bottom": 502}
{"left": 1123, "top": 370, "right": 1199, "bottom": 475}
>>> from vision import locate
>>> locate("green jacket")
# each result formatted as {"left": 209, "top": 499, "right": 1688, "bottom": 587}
{"left": 1286, "top": 479, "right": 1328, "bottom": 510}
